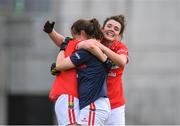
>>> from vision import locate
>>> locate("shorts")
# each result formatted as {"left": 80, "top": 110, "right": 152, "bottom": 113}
{"left": 55, "top": 94, "right": 79, "bottom": 125}
{"left": 77, "top": 97, "right": 111, "bottom": 126}
{"left": 105, "top": 105, "right": 125, "bottom": 126}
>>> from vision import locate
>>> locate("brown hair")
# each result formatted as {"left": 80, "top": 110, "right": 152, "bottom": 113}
{"left": 102, "top": 14, "right": 126, "bottom": 36}
{"left": 71, "top": 18, "right": 103, "bottom": 40}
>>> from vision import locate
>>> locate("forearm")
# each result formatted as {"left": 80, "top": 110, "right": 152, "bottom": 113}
{"left": 87, "top": 45, "right": 107, "bottom": 62}
{"left": 77, "top": 39, "right": 107, "bottom": 62}
{"left": 99, "top": 44, "right": 127, "bottom": 67}
{"left": 77, "top": 39, "right": 99, "bottom": 50}
{"left": 56, "top": 51, "right": 75, "bottom": 71}
{"left": 56, "top": 51, "right": 65, "bottom": 66}
{"left": 48, "top": 30, "right": 65, "bottom": 47}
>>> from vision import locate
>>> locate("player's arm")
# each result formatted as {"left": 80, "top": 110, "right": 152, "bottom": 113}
{"left": 55, "top": 51, "right": 76, "bottom": 71}
{"left": 77, "top": 39, "right": 107, "bottom": 62}
{"left": 49, "top": 30, "right": 65, "bottom": 47}
{"left": 43, "top": 21, "right": 65, "bottom": 47}
{"left": 98, "top": 43, "right": 127, "bottom": 67}
{"left": 57, "top": 49, "right": 97, "bottom": 71}
{"left": 50, "top": 37, "right": 73, "bottom": 75}
{"left": 55, "top": 38, "right": 75, "bottom": 71}
{"left": 77, "top": 39, "right": 127, "bottom": 67}
{"left": 86, "top": 44, "right": 107, "bottom": 62}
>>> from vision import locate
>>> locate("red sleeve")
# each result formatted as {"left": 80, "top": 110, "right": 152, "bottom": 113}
{"left": 116, "top": 43, "right": 129, "bottom": 63}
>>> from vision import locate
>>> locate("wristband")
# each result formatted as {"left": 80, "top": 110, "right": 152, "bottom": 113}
{"left": 103, "top": 58, "right": 113, "bottom": 70}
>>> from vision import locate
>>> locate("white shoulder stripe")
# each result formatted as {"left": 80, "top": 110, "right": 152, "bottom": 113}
{"left": 75, "top": 52, "right": 80, "bottom": 59}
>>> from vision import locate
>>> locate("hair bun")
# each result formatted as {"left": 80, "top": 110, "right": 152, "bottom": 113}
{"left": 118, "top": 15, "right": 125, "bottom": 22}
{"left": 90, "top": 18, "right": 99, "bottom": 26}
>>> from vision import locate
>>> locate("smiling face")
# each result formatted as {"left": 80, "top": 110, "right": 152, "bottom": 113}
{"left": 102, "top": 19, "right": 121, "bottom": 42}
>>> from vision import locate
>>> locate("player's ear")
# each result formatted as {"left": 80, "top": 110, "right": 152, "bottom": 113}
{"left": 81, "top": 30, "right": 87, "bottom": 38}
{"left": 71, "top": 31, "right": 76, "bottom": 39}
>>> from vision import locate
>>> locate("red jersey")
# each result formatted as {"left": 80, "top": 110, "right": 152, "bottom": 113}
{"left": 49, "top": 39, "right": 79, "bottom": 102}
{"left": 107, "top": 40, "right": 128, "bottom": 109}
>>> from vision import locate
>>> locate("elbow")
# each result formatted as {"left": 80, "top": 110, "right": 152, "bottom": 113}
{"left": 117, "top": 62, "right": 126, "bottom": 68}
{"left": 56, "top": 65, "right": 64, "bottom": 71}
{"left": 122, "top": 61, "right": 127, "bottom": 67}
{"left": 118, "top": 55, "right": 128, "bottom": 67}
{"left": 117, "top": 58, "right": 128, "bottom": 67}
{"left": 56, "top": 63, "right": 70, "bottom": 71}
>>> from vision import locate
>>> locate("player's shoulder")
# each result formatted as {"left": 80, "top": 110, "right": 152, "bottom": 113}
{"left": 114, "top": 40, "right": 128, "bottom": 49}
{"left": 76, "top": 49, "right": 90, "bottom": 55}
{"left": 68, "top": 39, "right": 79, "bottom": 45}
{"left": 117, "top": 40, "right": 127, "bottom": 46}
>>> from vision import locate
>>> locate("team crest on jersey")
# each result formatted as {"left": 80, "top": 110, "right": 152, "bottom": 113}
{"left": 111, "top": 64, "right": 119, "bottom": 69}
{"left": 109, "top": 61, "right": 119, "bottom": 70}
{"left": 108, "top": 72, "right": 116, "bottom": 77}
{"left": 81, "top": 117, "right": 88, "bottom": 122}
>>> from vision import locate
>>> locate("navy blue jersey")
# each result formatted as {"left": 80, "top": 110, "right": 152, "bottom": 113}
{"left": 70, "top": 49, "right": 108, "bottom": 109}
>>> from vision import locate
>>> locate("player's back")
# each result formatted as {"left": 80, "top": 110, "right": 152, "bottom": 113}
{"left": 70, "top": 49, "right": 108, "bottom": 109}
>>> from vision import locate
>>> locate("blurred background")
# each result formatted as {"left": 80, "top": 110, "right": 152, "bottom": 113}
{"left": 0, "top": 0, "right": 180, "bottom": 125}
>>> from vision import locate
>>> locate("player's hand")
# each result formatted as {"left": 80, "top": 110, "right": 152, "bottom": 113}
{"left": 43, "top": 21, "right": 55, "bottom": 34}
{"left": 50, "top": 62, "right": 60, "bottom": 76}
{"left": 60, "top": 37, "right": 72, "bottom": 51}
